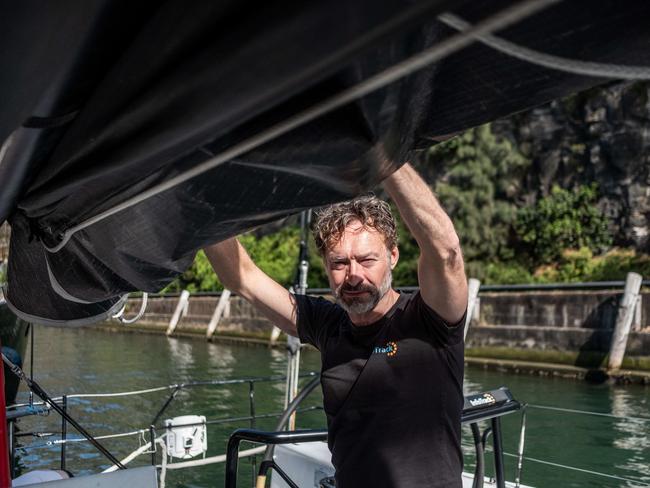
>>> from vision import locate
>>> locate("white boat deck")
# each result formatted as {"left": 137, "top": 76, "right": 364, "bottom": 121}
{"left": 271, "top": 441, "right": 533, "bottom": 488}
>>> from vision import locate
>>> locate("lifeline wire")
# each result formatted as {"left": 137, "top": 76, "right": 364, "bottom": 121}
{"left": 502, "top": 452, "right": 648, "bottom": 485}
{"left": 464, "top": 441, "right": 648, "bottom": 485}
{"left": 8, "top": 373, "right": 316, "bottom": 407}
{"left": 527, "top": 404, "right": 650, "bottom": 422}
{"left": 1, "top": 353, "right": 126, "bottom": 469}
{"left": 18, "top": 429, "right": 150, "bottom": 450}
{"left": 439, "top": 13, "right": 650, "bottom": 80}
{"left": 44, "top": 0, "right": 562, "bottom": 253}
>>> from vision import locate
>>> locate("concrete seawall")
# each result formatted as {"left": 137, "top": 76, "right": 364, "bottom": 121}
{"left": 103, "top": 289, "right": 650, "bottom": 383}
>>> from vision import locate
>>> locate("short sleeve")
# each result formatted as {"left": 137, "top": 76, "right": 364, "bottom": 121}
{"left": 412, "top": 291, "right": 466, "bottom": 347}
{"left": 294, "top": 294, "right": 345, "bottom": 351}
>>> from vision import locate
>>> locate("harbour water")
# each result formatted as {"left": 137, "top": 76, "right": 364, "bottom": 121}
{"left": 13, "top": 326, "right": 650, "bottom": 488}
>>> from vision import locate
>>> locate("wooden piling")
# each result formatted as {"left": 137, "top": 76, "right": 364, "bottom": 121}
{"left": 464, "top": 278, "right": 481, "bottom": 341}
{"left": 608, "top": 272, "right": 642, "bottom": 370}
{"left": 206, "top": 289, "right": 231, "bottom": 340}
{"left": 166, "top": 290, "right": 190, "bottom": 336}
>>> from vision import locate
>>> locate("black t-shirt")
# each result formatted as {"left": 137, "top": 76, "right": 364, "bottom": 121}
{"left": 296, "top": 291, "right": 464, "bottom": 488}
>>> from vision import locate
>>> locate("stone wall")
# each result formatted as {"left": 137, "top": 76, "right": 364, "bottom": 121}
{"left": 466, "top": 290, "right": 650, "bottom": 356}
{"left": 126, "top": 295, "right": 273, "bottom": 335}
{"left": 125, "top": 288, "right": 650, "bottom": 356}
{"left": 475, "top": 290, "right": 649, "bottom": 330}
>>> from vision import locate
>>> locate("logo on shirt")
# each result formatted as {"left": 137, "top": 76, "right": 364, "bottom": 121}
{"left": 373, "top": 341, "right": 398, "bottom": 357}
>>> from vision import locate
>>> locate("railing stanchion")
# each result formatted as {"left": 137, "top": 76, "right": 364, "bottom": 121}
{"left": 491, "top": 417, "right": 506, "bottom": 488}
{"left": 150, "top": 425, "right": 156, "bottom": 466}
{"left": 248, "top": 381, "right": 256, "bottom": 429}
{"left": 61, "top": 395, "right": 67, "bottom": 470}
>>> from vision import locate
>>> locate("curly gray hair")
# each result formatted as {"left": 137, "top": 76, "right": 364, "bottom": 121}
{"left": 312, "top": 195, "right": 398, "bottom": 255}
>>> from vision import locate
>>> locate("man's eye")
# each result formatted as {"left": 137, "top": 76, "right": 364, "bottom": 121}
{"left": 361, "top": 259, "right": 376, "bottom": 265}
{"left": 331, "top": 262, "right": 346, "bottom": 270}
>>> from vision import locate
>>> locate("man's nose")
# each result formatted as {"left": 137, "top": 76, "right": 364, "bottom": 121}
{"left": 346, "top": 260, "right": 363, "bottom": 286}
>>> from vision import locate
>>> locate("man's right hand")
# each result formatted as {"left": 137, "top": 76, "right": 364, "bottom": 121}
{"left": 204, "top": 238, "right": 299, "bottom": 337}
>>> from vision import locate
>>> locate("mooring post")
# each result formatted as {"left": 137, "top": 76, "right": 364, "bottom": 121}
{"left": 206, "top": 289, "right": 231, "bottom": 340}
{"left": 166, "top": 290, "right": 190, "bottom": 336}
{"left": 632, "top": 294, "right": 642, "bottom": 332}
{"left": 464, "top": 278, "right": 481, "bottom": 341}
{"left": 269, "top": 326, "right": 282, "bottom": 346}
{"left": 608, "top": 272, "right": 643, "bottom": 370}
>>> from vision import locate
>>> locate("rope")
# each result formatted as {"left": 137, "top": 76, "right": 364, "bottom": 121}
{"left": 162, "top": 446, "right": 266, "bottom": 470}
{"left": 102, "top": 434, "right": 166, "bottom": 473}
{"left": 43, "top": 0, "right": 561, "bottom": 253}
{"left": 439, "top": 13, "right": 650, "bottom": 80}
{"left": 527, "top": 404, "right": 650, "bottom": 422}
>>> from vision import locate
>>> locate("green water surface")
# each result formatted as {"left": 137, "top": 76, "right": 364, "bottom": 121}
{"left": 12, "top": 326, "right": 650, "bottom": 488}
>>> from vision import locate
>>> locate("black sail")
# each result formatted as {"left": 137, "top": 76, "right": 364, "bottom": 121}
{"left": 2, "top": 0, "right": 649, "bottom": 324}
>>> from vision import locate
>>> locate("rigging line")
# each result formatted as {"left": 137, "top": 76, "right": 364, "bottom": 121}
{"left": 12, "top": 373, "right": 318, "bottom": 404}
{"left": 43, "top": 0, "right": 562, "bottom": 253}
{"left": 439, "top": 13, "right": 650, "bottom": 80}
{"left": 54, "top": 429, "right": 150, "bottom": 443}
{"left": 527, "top": 404, "right": 650, "bottom": 422}
{"left": 1, "top": 353, "right": 126, "bottom": 469}
{"left": 19, "top": 429, "right": 151, "bottom": 450}
{"left": 68, "top": 385, "right": 177, "bottom": 398}
{"left": 502, "top": 451, "right": 648, "bottom": 484}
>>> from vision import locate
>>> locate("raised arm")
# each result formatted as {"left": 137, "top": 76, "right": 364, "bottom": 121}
{"left": 383, "top": 163, "right": 467, "bottom": 324}
{"left": 203, "top": 238, "right": 298, "bottom": 336}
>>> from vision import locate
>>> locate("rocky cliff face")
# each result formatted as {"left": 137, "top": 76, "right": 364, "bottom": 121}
{"left": 493, "top": 81, "right": 650, "bottom": 252}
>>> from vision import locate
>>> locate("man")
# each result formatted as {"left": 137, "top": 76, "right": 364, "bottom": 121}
{"left": 205, "top": 163, "right": 467, "bottom": 487}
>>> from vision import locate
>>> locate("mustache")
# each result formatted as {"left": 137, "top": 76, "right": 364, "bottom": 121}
{"left": 339, "top": 283, "right": 377, "bottom": 293}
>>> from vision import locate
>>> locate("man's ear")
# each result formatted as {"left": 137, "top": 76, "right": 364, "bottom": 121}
{"left": 390, "top": 246, "right": 399, "bottom": 269}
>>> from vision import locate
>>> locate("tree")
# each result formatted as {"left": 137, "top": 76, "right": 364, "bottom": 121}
{"left": 422, "top": 124, "right": 530, "bottom": 265}
{"left": 165, "top": 227, "right": 302, "bottom": 292}
{"left": 514, "top": 184, "right": 612, "bottom": 265}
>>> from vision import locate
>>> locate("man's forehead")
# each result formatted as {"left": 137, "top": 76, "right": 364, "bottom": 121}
{"left": 326, "top": 225, "right": 386, "bottom": 255}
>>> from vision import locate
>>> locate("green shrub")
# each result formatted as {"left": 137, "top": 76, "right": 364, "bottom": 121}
{"left": 164, "top": 227, "right": 302, "bottom": 293}
{"left": 239, "top": 226, "right": 300, "bottom": 288}
{"left": 514, "top": 184, "right": 612, "bottom": 266}
{"left": 392, "top": 208, "right": 420, "bottom": 287}
{"left": 163, "top": 250, "right": 222, "bottom": 293}
{"left": 534, "top": 247, "right": 650, "bottom": 283}
{"left": 469, "top": 261, "right": 535, "bottom": 285}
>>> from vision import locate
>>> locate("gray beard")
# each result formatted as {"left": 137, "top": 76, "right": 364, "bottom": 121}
{"left": 334, "top": 268, "right": 393, "bottom": 315}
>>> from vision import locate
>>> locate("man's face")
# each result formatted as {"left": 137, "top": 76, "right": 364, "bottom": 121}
{"left": 324, "top": 220, "right": 398, "bottom": 315}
